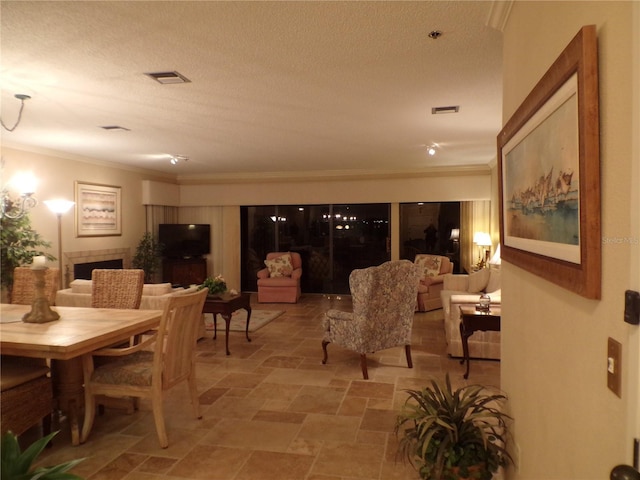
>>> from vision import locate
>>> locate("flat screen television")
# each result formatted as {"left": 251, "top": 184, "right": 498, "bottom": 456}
{"left": 158, "top": 223, "right": 211, "bottom": 258}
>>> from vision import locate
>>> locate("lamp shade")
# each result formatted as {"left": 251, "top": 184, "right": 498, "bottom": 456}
{"left": 449, "top": 228, "right": 460, "bottom": 241}
{"left": 44, "top": 199, "right": 75, "bottom": 214}
{"left": 473, "top": 232, "right": 492, "bottom": 246}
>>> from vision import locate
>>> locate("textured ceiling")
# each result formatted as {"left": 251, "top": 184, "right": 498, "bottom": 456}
{"left": 0, "top": 1, "right": 503, "bottom": 180}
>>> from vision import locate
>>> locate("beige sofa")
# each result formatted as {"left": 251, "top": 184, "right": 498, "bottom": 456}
{"left": 440, "top": 267, "right": 501, "bottom": 359}
{"left": 55, "top": 280, "right": 205, "bottom": 337}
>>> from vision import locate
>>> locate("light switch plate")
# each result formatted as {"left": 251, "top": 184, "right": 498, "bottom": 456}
{"left": 607, "top": 337, "right": 622, "bottom": 397}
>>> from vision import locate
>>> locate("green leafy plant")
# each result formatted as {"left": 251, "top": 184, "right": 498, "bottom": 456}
{"left": 199, "top": 274, "right": 227, "bottom": 295}
{"left": 1, "top": 430, "right": 85, "bottom": 480}
{"left": 1, "top": 213, "right": 54, "bottom": 299}
{"left": 395, "top": 374, "right": 512, "bottom": 480}
{"left": 132, "top": 232, "right": 163, "bottom": 283}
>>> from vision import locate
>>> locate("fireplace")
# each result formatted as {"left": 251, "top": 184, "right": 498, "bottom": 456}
{"left": 74, "top": 259, "right": 124, "bottom": 280}
{"left": 64, "top": 248, "right": 131, "bottom": 287}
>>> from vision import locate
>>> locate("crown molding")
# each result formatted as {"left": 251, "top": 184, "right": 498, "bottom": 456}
{"left": 486, "top": 0, "right": 513, "bottom": 32}
{"left": 176, "top": 164, "right": 491, "bottom": 185}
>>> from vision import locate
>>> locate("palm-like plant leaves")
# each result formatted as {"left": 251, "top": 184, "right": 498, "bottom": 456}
{"left": 1, "top": 431, "right": 85, "bottom": 480}
{"left": 396, "top": 374, "right": 512, "bottom": 479}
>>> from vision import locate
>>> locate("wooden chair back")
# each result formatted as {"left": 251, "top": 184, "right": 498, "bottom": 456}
{"left": 155, "top": 288, "right": 208, "bottom": 391}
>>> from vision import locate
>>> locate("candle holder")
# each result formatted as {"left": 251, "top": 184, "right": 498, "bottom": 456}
{"left": 22, "top": 266, "right": 60, "bottom": 323}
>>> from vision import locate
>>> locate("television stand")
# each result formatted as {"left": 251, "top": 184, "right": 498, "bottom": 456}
{"left": 162, "top": 257, "right": 207, "bottom": 287}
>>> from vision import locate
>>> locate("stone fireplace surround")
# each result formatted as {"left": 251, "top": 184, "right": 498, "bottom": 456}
{"left": 64, "top": 248, "right": 131, "bottom": 288}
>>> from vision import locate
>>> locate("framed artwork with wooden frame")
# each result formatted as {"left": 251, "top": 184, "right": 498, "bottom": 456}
{"left": 74, "top": 181, "right": 122, "bottom": 237}
{"left": 497, "top": 25, "right": 600, "bottom": 299}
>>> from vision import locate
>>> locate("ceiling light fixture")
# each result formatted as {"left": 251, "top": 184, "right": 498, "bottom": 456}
{"left": 1, "top": 94, "right": 31, "bottom": 132}
{"left": 427, "top": 146, "right": 436, "bottom": 156}
{"left": 170, "top": 155, "right": 188, "bottom": 165}
{"left": 145, "top": 71, "right": 191, "bottom": 84}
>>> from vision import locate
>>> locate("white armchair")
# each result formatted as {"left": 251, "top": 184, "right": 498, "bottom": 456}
{"left": 440, "top": 268, "right": 501, "bottom": 359}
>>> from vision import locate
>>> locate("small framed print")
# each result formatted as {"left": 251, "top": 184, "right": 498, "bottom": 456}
{"left": 75, "top": 181, "right": 122, "bottom": 237}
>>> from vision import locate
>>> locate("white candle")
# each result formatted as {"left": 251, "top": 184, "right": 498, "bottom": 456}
{"left": 32, "top": 255, "right": 46, "bottom": 267}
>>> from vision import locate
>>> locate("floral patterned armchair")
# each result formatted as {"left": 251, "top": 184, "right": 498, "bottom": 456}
{"left": 321, "top": 260, "right": 421, "bottom": 379}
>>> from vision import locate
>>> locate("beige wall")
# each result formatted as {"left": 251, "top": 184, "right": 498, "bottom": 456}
{"left": 2, "top": 145, "right": 492, "bottom": 289}
{"left": 501, "top": 3, "right": 638, "bottom": 479}
{"left": 1, "top": 146, "right": 170, "bottom": 282}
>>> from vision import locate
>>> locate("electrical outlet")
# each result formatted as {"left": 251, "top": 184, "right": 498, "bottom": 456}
{"left": 607, "top": 337, "right": 622, "bottom": 397}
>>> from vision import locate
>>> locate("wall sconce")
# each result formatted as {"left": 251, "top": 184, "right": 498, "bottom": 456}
{"left": 1, "top": 166, "right": 38, "bottom": 220}
{"left": 449, "top": 228, "right": 460, "bottom": 242}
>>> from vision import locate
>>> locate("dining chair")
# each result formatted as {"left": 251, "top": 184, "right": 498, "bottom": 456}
{"left": 88, "top": 269, "right": 146, "bottom": 413}
{"left": 321, "top": 260, "right": 421, "bottom": 379}
{"left": 11, "top": 266, "right": 60, "bottom": 305}
{"left": 91, "top": 269, "right": 145, "bottom": 309}
{"left": 80, "top": 288, "right": 208, "bottom": 448}
{"left": 0, "top": 355, "right": 53, "bottom": 437}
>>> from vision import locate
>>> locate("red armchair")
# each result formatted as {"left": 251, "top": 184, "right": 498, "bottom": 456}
{"left": 257, "top": 252, "right": 302, "bottom": 303}
{"left": 414, "top": 254, "right": 454, "bottom": 311}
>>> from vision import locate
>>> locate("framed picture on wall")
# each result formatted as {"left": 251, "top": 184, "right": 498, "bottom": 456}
{"left": 75, "top": 181, "right": 122, "bottom": 237}
{"left": 497, "top": 25, "right": 600, "bottom": 299}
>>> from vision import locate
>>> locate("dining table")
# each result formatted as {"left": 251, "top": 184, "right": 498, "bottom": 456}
{"left": 0, "top": 303, "right": 163, "bottom": 445}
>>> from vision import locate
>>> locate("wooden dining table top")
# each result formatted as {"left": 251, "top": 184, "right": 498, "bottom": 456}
{"left": 0, "top": 304, "right": 162, "bottom": 360}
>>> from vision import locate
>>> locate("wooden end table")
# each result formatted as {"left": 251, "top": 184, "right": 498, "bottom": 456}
{"left": 459, "top": 305, "right": 501, "bottom": 379}
{"left": 202, "top": 292, "right": 252, "bottom": 355}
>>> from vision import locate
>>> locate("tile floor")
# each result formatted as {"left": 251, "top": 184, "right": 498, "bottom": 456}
{"left": 36, "top": 294, "right": 500, "bottom": 479}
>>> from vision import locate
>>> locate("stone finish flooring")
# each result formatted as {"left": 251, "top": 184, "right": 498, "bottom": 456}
{"left": 37, "top": 294, "right": 500, "bottom": 479}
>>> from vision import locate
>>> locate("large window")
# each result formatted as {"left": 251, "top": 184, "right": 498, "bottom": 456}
{"left": 241, "top": 204, "right": 390, "bottom": 294}
{"left": 400, "top": 202, "right": 461, "bottom": 273}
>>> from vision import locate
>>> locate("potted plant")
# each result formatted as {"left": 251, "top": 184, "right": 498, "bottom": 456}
{"left": 1, "top": 430, "right": 85, "bottom": 479}
{"left": 395, "top": 374, "right": 512, "bottom": 480}
{"left": 199, "top": 274, "right": 227, "bottom": 296}
{"left": 1, "top": 213, "right": 54, "bottom": 302}
{"left": 132, "top": 232, "right": 163, "bottom": 283}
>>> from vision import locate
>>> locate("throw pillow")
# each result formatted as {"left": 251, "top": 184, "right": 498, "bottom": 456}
{"left": 485, "top": 269, "right": 501, "bottom": 293}
{"left": 265, "top": 253, "right": 293, "bottom": 277}
{"left": 415, "top": 255, "right": 442, "bottom": 278}
{"left": 468, "top": 268, "right": 490, "bottom": 293}
{"left": 142, "top": 282, "right": 173, "bottom": 296}
{"left": 70, "top": 279, "right": 92, "bottom": 294}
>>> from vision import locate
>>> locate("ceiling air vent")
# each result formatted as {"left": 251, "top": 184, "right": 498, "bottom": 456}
{"left": 145, "top": 71, "right": 191, "bottom": 84}
{"left": 100, "top": 125, "right": 130, "bottom": 131}
{"left": 431, "top": 105, "right": 460, "bottom": 114}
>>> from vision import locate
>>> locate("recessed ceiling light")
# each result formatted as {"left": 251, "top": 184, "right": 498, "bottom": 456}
{"left": 431, "top": 105, "right": 460, "bottom": 115}
{"left": 427, "top": 147, "right": 436, "bottom": 156}
{"left": 145, "top": 71, "right": 191, "bottom": 84}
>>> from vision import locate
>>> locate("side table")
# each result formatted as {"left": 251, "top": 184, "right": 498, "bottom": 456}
{"left": 202, "top": 292, "right": 252, "bottom": 355}
{"left": 459, "top": 305, "right": 501, "bottom": 379}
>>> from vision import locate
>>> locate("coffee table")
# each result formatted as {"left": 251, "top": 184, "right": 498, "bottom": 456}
{"left": 202, "top": 292, "right": 252, "bottom": 355}
{"left": 459, "top": 305, "right": 501, "bottom": 379}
